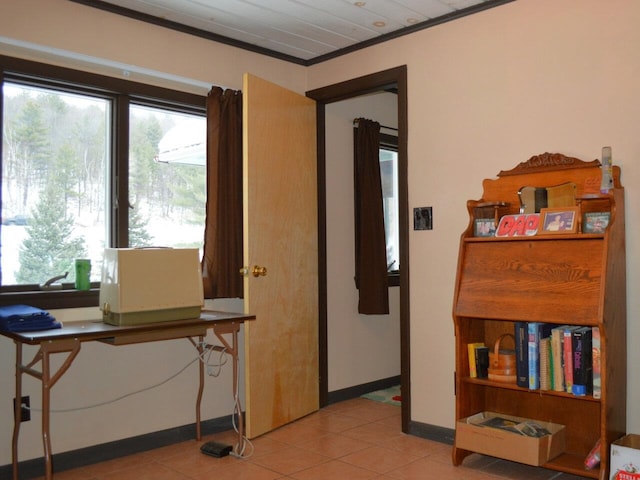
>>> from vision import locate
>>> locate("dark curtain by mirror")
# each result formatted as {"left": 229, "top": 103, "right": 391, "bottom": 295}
{"left": 354, "top": 118, "right": 389, "bottom": 314}
{"left": 202, "top": 87, "right": 243, "bottom": 299}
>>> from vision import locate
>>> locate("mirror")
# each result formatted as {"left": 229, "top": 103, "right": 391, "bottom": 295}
{"left": 518, "top": 182, "right": 576, "bottom": 214}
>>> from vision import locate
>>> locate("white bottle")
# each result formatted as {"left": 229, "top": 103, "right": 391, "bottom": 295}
{"left": 600, "top": 146, "right": 613, "bottom": 194}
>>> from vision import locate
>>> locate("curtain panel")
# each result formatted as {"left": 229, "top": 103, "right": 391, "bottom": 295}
{"left": 202, "top": 87, "right": 243, "bottom": 299}
{"left": 354, "top": 118, "right": 389, "bottom": 314}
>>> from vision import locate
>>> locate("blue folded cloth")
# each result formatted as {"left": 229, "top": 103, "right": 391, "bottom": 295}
{"left": 0, "top": 304, "right": 62, "bottom": 332}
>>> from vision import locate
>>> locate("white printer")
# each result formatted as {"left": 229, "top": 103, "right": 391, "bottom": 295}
{"left": 99, "top": 248, "right": 204, "bottom": 326}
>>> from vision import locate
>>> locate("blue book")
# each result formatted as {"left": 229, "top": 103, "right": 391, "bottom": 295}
{"left": 527, "top": 322, "right": 553, "bottom": 390}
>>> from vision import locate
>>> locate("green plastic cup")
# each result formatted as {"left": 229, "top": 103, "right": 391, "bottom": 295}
{"left": 74, "top": 259, "right": 91, "bottom": 290}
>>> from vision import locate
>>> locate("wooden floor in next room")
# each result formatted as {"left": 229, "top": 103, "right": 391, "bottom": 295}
{"left": 36, "top": 397, "right": 591, "bottom": 480}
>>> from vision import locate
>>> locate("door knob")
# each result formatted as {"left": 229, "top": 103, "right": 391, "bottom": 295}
{"left": 252, "top": 265, "right": 267, "bottom": 277}
{"left": 239, "top": 267, "right": 249, "bottom": 277}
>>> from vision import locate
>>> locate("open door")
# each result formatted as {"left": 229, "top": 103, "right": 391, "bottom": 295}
{"left": 242, "top": 73, "right": 318, "bottom": 438}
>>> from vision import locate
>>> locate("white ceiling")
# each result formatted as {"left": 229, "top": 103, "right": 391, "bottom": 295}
{"left": 71, "top": 0, "right": 511, "bottom": 64}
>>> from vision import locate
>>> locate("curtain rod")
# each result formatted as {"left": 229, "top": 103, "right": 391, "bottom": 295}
{"left": 353, "top": 118, "right": 398, "bottom": 131}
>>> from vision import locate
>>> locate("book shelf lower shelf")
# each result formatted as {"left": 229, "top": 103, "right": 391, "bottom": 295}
{"left": 543, "top": 452, "right": 599, "bottom": 479}
{"left": 463, "top": 377, "right": 600, "bottom": 402}
{"left": 455, "top": 379, "right": 604, "bottom": 479}
{"left": 453, "top": 439, "right": 599, "bottom": 478}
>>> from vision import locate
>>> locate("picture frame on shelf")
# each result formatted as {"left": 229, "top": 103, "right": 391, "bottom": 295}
{"left": 474, "top": 218, "right": 496, "bottom": 237}
{"left": 582, "top": 212, "right": 610, "bottom": 234}
{"left": 539, "top": 207, "right": 579, "bottom": 234}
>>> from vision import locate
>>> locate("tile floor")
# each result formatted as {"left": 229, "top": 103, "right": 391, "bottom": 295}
{"left": 36, "top": 398, "right": 590, "bottom": 480}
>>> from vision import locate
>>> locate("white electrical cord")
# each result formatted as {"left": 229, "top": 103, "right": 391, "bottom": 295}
{"left": 26, "top": 342, "right": 223, "bottom": 413}
{"left": 229, "top": 352, "right": 254, "bottom": 459}
{"left": 28, "top": 354, "right": 202, "bottom": 413}
{"left": 23, "top": 339, "right": 255, "bottom": 458}
{"left": 200, "top": 342, "right": 228, "bottom": 377}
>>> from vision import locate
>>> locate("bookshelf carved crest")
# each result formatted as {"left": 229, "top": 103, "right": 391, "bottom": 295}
{"left": 498, "top": 152, "right": 600, "bottom": 177}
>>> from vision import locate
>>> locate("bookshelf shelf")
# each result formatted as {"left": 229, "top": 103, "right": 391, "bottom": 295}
{"left": 463, "top": 233, "right": 605, "bottom": 243}
{"left": 463, "top": 377, "right": 601, "bottom": 403}
{"left": 452, "top": 154, "right": 626, "bottom": 480}
{"left": 544, "top": 452, "right": 600, "bottom": 479}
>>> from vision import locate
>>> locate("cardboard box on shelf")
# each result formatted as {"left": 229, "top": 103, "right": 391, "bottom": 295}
{"left": 456, "top": 412, "right": 565, "bottom": 467}
{"left": 610, "top": 435, "right": 640, "bottom": 480}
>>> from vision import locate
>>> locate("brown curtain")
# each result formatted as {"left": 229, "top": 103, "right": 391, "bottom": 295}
{"left": 201, "top": 87, "right": 243, "bottom": 299}
{"left": 354, "top": 118, "right": 389, "bottom": 314}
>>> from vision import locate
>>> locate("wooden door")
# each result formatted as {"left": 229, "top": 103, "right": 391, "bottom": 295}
{"left": 242, "top": 73, "right": 318, "bottom": 438}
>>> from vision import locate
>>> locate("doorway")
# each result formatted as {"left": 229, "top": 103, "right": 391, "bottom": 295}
{"left": 306, "top": 66, "right": 410, "bottom": 432}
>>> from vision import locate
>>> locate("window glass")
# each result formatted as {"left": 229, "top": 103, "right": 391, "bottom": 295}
{"left": 1, "top": 82, "right": 108, "bottom": 286}
{"left": 380, "top": 145, "right": 399, "bottom": 273}
{"left": 128, "top": 106, "right": 205, "bottom": 251}
{"left": 1, "top": 81, "right": 206, "bottom": 291}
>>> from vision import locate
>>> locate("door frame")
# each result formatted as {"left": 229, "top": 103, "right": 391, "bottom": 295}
{"left": 306, "top": 65, "right": 410, "bottom": 432}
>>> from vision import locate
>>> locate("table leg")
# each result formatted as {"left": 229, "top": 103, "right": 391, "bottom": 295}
{"left": 42, "top": 347, "right": 53, "bottom": 480}
{"left": 196, "top": 336, "right": 204, "bottom": 440}
{"left": 22, "top": 340, "right": 81, "bottom": 480}
{"left": 230, "top": 327, "right": 244, "bottom": 455}
{"left": 12, "top": 342, "right": 23, "bottom": 480}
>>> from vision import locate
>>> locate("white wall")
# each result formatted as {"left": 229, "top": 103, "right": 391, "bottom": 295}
{"left": 325, "top": 93, "right": 401, "bottom": 391}
{"left": 308, "top": 0, "right": 640, "bottom": 434}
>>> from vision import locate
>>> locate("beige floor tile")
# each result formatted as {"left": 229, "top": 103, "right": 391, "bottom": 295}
{"left": 339, "top": 445, "right": 422, "bottom": 474}
{"left": 99, "top": 462, "right": 191, "bottom": 480}
{"left": 298, "top": 432, "right": 373, "bottom": 458}
{"left": 249, "top": 445, "right": 330, "bottom": 475}
{"left": 290, "top": 459, "right": 380, "bottom": 480}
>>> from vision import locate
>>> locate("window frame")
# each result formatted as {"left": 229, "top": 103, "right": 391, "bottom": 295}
{"left": 0, "top": 55, "right": 206, "bottom": 309}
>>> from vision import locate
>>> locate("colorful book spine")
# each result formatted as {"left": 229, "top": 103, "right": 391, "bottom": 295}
{"left": 528, "top": 322, "right": 541, "bottom": 389}
{"left": 563, "top": 326, "right": 578, "bottom": 393}
{"left": 515, "top": 322, "right": 529, "bottom": 388}
{"left": 539, "top": 336, "right": 552, "bottom": 391}
{"left": 572, "top": 326, "right": 593, "bottom": 396}
{"left": 592, "top": 327, "right": 601, "bottom": 399}
{"left": 467, "top": 342, "right": 485, "bottom": 378}
{"left": 551, "top": 326, "right": 567, "bottom": 392}
{"left": 527, "top": 323, "right": 553, "bottom": 390}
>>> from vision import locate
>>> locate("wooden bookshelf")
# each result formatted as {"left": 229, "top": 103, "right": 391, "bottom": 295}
{"left": 452, "top": 153, "right": 626, "bottom": 480}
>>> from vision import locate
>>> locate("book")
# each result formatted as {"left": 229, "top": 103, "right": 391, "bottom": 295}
{"left": 528, "top": 323, "right": 553, "bottom": 390}
{"left": 592, "top": 327, "right": 601, "bottom": 399}
{"left": 515, "top": 322, "right": 529, "bottom": 388}
{"left": 572, "top": 326, "right": 593, "bottom": 396}
{"left": 539, "top": 337, "right": 552, "bottom": 390}
{"left": 550, "top": 326, "right": 567, "bottom": 392}
{"left": 467, "top": 342, "right": 485, "bottom": 378}
{"left": 475, "top": 346, "right": 490, "bottom": 379}
{"left": 563, "top": 326, "right": 579, "bottom": 393}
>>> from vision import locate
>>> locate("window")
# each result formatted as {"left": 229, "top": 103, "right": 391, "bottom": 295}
{"left": 0, "top": 57, "right": 206, "bottom": 308}
{"left": 380, "top": 133, "right": 400, "bottom": 285}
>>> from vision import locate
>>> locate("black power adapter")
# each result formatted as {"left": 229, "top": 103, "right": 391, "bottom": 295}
{"left": 200, "top": 441, "right": 232, "bottom": 458}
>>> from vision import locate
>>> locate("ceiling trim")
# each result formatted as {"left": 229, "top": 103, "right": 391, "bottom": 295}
{"left": 69, "top": 0, "right": 515, "bottom": 66}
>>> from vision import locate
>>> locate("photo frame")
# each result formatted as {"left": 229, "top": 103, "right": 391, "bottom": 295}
{"left": 474, "top": 218, "right": 496, "bottom": 237}
{"left": 539, "top": 207, "right": 579, "bottom": 234}
{"left": 583, "top": 212, "right": 610, "bottom": 234}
